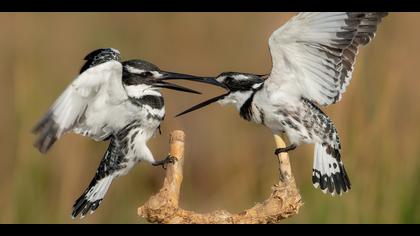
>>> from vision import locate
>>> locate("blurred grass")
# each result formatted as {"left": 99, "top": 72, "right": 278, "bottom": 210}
{"left": 1, "top": 13, "right": 419, "bottom": 223}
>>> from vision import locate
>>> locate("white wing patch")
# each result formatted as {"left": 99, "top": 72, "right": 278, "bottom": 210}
{"left": 56, "top": 60, "right": 123, "bottom": 133}
{"left": 267, "top": 12, "right": 388, "bottom": 106}
{"left": 33, "top": 60, "right": 123, "bottom": 153}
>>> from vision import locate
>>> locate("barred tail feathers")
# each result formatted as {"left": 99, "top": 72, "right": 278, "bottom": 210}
{"left": 312, "top": 143, "right": 351, "bottom": 196}
{"left": 71, "top": 175, "right": 114, "bottom": 219}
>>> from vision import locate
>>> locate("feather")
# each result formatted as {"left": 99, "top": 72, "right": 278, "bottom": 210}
{"left": 268, "top": 12, "right": 388, "bottom": 106}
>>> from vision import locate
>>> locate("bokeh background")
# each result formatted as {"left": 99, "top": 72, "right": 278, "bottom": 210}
{"left": 1, "top": 13, "right": 419, "bottom": 224}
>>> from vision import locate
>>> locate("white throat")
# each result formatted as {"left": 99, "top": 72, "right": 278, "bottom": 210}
{"left": 218, "top": 91, "right": 254, "bottom": 111}
{"left": 124, "top": 84, "right": 161, "bottom": 98}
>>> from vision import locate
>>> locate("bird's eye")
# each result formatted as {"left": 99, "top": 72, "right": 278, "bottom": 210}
{"left": 140, "top": 72, "right": 153, "bottom": 77}
{"left": 224, "top": 77, "right": 235, "bottom": 86}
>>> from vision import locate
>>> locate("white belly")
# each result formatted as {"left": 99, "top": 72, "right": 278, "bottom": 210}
{"left": 253, "top": 89, "right": 314, "bottom": 145}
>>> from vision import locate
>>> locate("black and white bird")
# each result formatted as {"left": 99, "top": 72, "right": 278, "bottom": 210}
{"left": 172, "top": 13, "right": 388, "bottom": 195}
{"left": 32, "top": 48, "right": 207, "bottom": 218}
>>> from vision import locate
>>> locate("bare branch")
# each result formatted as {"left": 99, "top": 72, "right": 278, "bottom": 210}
{"left": 138, "top": 131, "right": 303, "bottom": 224}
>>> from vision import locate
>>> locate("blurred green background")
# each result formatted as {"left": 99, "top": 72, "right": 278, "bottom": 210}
{"left": 1, "top": 13, "right": 419, "bottom": 224}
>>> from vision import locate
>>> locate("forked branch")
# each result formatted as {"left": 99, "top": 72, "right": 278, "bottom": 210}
{"left": 138, "top": 130, "right": 303, "bottom": 224}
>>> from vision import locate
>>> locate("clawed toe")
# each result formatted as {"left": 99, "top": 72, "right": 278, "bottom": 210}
{"left": 274, "top": 144, "right": 297, "bottom": 156}
{"left": 152, "top": 155, "right": 177, "bottom": 169}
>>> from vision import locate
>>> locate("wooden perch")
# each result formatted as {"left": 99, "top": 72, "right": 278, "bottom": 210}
{"left": 138, "top": 130, "right": 303, "bottom": 224}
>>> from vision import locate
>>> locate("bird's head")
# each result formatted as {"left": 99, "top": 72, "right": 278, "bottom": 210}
{"left": 121, "top": 60, "right": 205, "bottom": 97}
{"left": 80, "top": 48, "right": 121, "bottom": 73}
{"left": 170, "top": 72, "right": 265, "bottom": 117}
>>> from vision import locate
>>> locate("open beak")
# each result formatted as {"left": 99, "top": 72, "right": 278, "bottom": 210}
{"left": 158, "top": 73, "right": 228, "bottom": 90}
{"left": 153, "top": 71, "right": 206, "bottom": 94}
{"left": 153, "top": 81, "right": 201, "bottom": 94}
{"left": 158, "top": 73, "right": 231, "bottom": 117}
{"left": 175, "top": 92, "right": 230, "bottom": 117}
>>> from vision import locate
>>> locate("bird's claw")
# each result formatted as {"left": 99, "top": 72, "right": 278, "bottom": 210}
{"left": 152, "top": 155, "right": 177, "bottom": 170}
{"left": 274, "top": 144, "right": 297, "bottom": 156}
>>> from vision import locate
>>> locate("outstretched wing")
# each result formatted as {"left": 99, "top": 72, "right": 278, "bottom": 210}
{"left": 267, "top": 12, "right": 388, "bottom": 106}
{"left": 32, "top": 60, "right": 123, "bottom": 153}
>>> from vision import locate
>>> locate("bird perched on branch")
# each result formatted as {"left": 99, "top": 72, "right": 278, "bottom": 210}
{"left": 32, "top": 48, "right": 207, "bottom": 218}
{"left": 171, "top": 12, "right": 388, "bottom": 196}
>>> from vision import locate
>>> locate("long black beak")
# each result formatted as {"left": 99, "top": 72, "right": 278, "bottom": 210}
{"left": 175, "top": 92, "right": 230, "bottom": 117}
{"left": 158, "top": 74, "right": 231, "bottom": 117}
{"left": 158, "top": 74, "right": 228, "bottom": 90}
{"left": 153, "top": 71, "right": 207, "bottom": 94}
{"left": 153, "top": 81, "right": 201, "bottom": 94}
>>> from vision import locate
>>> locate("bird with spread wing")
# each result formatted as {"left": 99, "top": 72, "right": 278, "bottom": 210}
{"left": 168, "top": 12, "right": 388, "bottom": 195}
{"left": 32, "top": 48, "right": 208, "bottom": 218}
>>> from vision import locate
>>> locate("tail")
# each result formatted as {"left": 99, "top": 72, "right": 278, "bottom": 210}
{"left": 313, "top": 143, "right": 351, "bottom": 196}
{"left": 71, "top": 175, "right": 114, "bottom": 219}
{"left": 71, "top": 136, "right": 126, "bottom": 219}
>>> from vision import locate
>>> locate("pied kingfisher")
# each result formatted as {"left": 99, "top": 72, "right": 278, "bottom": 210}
{"left": 32, "top": 48, "right": 206, "bottom": 218}
{"left": 172, "top": 12, "right": 388, "bottom": 195}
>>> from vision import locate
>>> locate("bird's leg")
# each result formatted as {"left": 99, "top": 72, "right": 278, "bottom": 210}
{"left": 274, "top": 144, "right": 297, "bottom": 156}
{"left": 152, "top": 154, "right": 177, "bottom": 170}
